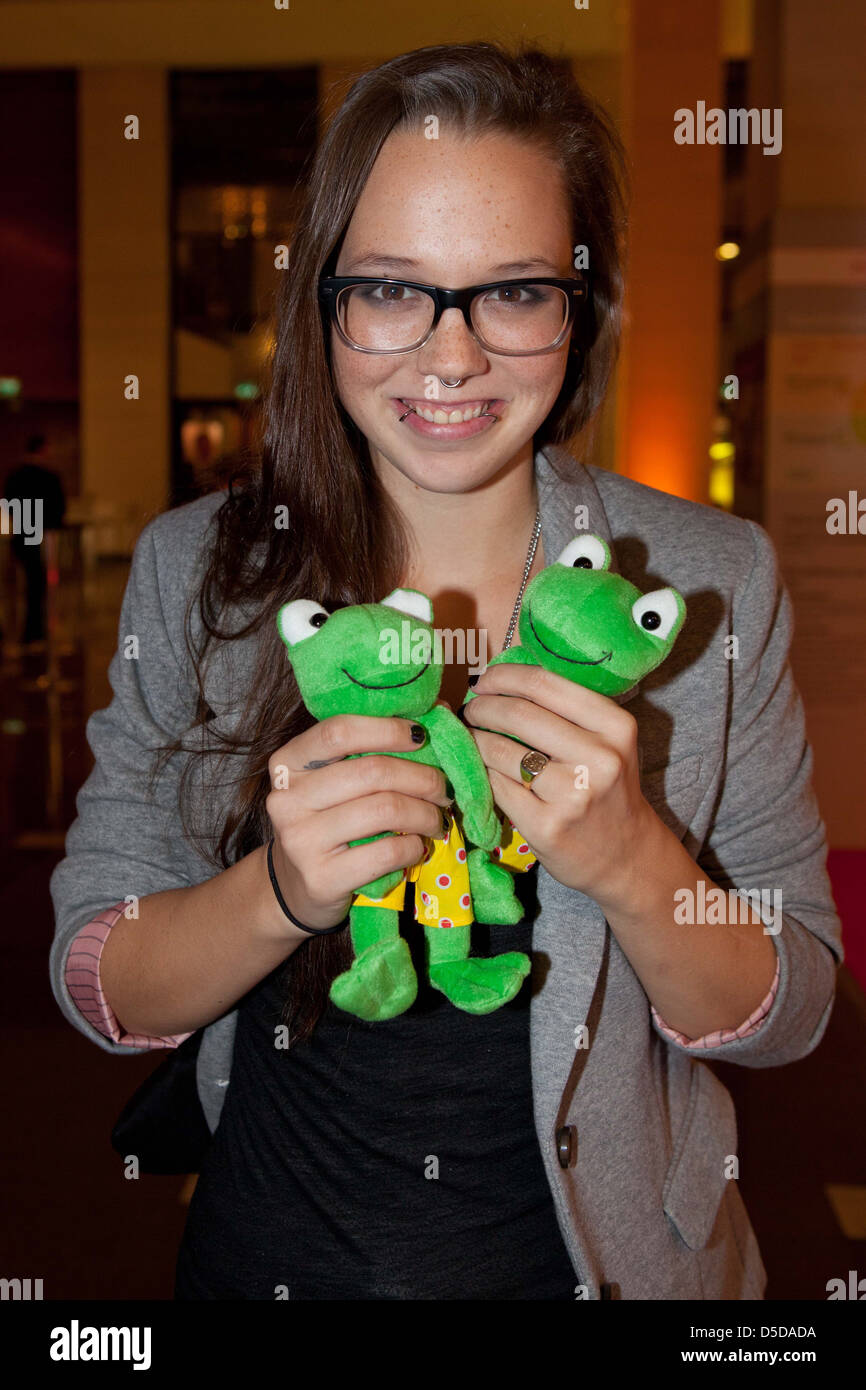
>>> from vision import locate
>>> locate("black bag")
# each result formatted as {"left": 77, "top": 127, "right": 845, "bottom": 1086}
{"left": 111, "top": 1029, "right": 213, "bottom": 1174}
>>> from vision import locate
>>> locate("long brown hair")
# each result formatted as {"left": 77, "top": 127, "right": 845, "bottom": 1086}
{"left": 154, "top": 40, "right": 629, "bottom": 1044}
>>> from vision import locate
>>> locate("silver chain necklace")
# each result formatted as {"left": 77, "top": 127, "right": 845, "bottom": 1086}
{"left": 502, "top": 506, "right": 542, "bottom": 651}
{"left": 408, "top": 370, "right": 540, "bottom": 651}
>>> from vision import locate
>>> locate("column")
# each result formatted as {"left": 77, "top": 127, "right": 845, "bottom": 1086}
{"left": 617, "top": 0, "right": 723, "bottom": 502}
{"left": 78, "top": 67, "right": 170, "bottom": 549}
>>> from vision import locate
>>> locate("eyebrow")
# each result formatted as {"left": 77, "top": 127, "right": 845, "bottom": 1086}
{"left": 341, "top": 254, "right": 564, "bottom": 277}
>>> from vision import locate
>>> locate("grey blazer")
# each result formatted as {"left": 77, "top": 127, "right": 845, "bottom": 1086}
{"left": 49, "top": 445, "right": 843, "bottom": 1300}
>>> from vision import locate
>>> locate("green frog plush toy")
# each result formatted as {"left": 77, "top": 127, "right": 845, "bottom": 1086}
{"left": 462, "top": 532, "right": 686, "bottom": 884}
{"left": 276, "top": 588, "right": 531, "bottom": 1023}
{"left": 277, "top": 537, "right": 685, "bottom": 1024}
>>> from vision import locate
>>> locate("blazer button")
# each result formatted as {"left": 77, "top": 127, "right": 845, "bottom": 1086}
{"left": 556, "top": 1125, "right": 576, "bottom": 1169}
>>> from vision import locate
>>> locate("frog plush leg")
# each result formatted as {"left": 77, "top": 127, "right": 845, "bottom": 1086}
{"left": 467, "top": 817, "right": 538, "bottom": 923}
{"left": 329, "top": 900, "right": 418, "bottom": 1023}
{"left": 416, "top": 818, "right": 530, "bottom": 1012}
{"left": 425, "top": 924, "right": 530, "bottom": 1015}
{"left": 466, "top": 848, "right": 525, "bottom": 924}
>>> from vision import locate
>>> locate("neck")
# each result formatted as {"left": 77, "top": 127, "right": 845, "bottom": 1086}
{"left": 375, "top": 443, "right": 542, "bottom": 591}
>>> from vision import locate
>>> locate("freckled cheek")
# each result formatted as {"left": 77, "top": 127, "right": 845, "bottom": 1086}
{"left": 505, "top": 350, "right": 569, "bottom": 413}
{"left": 331, "top": 339, "right": 395, "bottom": 412}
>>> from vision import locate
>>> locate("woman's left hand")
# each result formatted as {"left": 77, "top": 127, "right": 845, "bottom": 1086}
{"left": 462, "top": 661, "right": 660, "bottom": 917}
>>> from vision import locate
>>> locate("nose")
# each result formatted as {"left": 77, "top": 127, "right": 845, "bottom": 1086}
{"left": 415, "top": 307, "right": 489, "bottom": 387}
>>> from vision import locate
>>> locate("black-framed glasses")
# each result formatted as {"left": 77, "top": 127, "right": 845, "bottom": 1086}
{"left": 318, "top": 274, "right": 589, "bottom": 356}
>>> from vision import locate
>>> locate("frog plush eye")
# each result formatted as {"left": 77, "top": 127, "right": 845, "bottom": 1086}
{"left": 380, "top": 588, "right": 434, "bottom": 624}
{"left": 277, "top": 599, "right": 331, "bottom": 647}
{"left": 631, "top": 589, "right": 681, "bottom": 640}
{"left": 556, "top": 535, "right": 611, "bottom": 571}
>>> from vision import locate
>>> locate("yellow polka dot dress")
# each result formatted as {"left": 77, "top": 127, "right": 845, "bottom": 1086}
{"left": 353, "top": 810, "right": 536, "bottom": 927}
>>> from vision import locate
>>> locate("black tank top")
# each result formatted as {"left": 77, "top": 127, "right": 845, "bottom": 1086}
{"left": 174, "top": 866, "right": 578, "bottom": 1300}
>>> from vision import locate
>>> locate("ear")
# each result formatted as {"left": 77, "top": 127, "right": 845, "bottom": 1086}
{"left": 277, "top": 599, "right": 331, "bottom": 649}
{"left": 554, "top": 534, "right": 611, "bottom": 572}
{"left": 380, "top": 588, "right": 433, "bottom": 624}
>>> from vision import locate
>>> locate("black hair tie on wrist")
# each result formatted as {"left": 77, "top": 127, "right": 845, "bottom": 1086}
{"left": 266, "top": 838, "right": 350, "bottom": 935}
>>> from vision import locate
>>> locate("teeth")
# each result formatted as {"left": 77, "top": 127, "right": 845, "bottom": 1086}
{"left": 402, "top": 402, "right": 491, "bottom": 424}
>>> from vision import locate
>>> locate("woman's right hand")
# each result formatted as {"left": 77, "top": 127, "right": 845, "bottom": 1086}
{"left": 264, "top": 715, "right": 452, "bottom": 935}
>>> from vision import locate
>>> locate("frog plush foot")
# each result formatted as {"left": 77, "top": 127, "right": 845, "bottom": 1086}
{"left": 466, "top": 848, "right": 525, "bottom": 925}
{"left": 329, "top": 906, "right": 418, "bottom": 1022}
{"left": 329, "top": 937, "right": 418, "bottom": 1021}
{"left": 428, "top": 953, "right": 531, "bottom": 1014}
{"left": 424, "top": 923, "right": 531, "bottom": 1015}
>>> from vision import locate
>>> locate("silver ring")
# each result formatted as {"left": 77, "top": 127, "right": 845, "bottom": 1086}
{"left": 519, "top": 749, "right": 550, "bottom": 788}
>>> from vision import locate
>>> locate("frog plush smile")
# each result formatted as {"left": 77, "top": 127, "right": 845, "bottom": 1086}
{"left": 277, "top": 589, "right": 530, "bottom": 1022}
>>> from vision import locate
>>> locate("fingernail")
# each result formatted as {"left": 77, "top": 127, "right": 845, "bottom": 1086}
{"left": 410, "top": 723, "right": 426, "bottom": 744}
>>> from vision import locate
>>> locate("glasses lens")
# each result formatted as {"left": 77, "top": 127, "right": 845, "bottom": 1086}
{"left": 472, "top": 283, "right": 569, "bottom": 352}
{"left": 337, "top": 282, "right": 435, "bottom": 350}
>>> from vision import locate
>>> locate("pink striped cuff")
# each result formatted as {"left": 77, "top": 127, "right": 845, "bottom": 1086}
{"left": 65, "top": 904, "right": 193, "bottom": 1050}
{"left": 652, "top": 957, "right": 780, "bottom": 1048}
{"left": 67, "top": 903, "right": 780, "bottom": 1053}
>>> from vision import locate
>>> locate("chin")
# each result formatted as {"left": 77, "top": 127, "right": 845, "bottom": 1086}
{"left": 386, "top": 442, "right": 521, "bottom": 494}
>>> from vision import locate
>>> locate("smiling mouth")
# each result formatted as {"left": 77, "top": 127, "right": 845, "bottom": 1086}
{"left": 341, "top": 662, "right": 430, "bottom": 689}
{"left": 397, "top": 399, "right": 501, "bottom": 424}
{"left": 526, "top": 607, "right": 613, "bottom": 666}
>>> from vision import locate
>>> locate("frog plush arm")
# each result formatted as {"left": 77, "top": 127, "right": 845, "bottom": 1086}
{"left": 421, "top": 702, "right": 501, "bottom": 850}
{"left": 475, "top": 647, "right": 539, "bottom": 668}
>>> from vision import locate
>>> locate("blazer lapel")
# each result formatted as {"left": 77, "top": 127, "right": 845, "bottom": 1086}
{"left": 535, "top": 445, "right": 617, "bottom": 569}
{"left": 530, "top": 447, "right": 616, "bottom": 1111}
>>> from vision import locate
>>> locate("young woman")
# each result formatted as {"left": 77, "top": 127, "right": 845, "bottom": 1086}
{"left": 50, "top": 42, "right": 842, "bottom": 1300}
